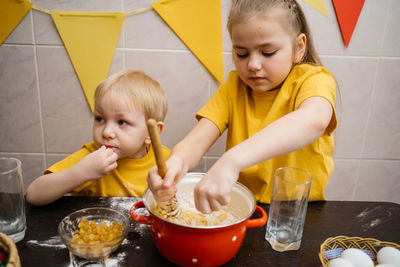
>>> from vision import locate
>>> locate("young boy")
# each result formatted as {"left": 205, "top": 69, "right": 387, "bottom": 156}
{"left": 26, "top": 70, "right": 170, "bottom": 205}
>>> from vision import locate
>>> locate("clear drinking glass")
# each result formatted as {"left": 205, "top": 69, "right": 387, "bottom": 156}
{"left": 265, "top": 167, "right": 312, "bottom": 252}
{"left": 0, "top": 157, "right": 26, "bottom": 242}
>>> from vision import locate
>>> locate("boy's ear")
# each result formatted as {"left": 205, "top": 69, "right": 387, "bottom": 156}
{"left": 294, "top": 33, "right": 307, "bottom": 64}
{"left": 145, "top": 121, "right": 165, "bottom": 145}
{"left": 157, "top": 121, "right": 165, "bottom": 133}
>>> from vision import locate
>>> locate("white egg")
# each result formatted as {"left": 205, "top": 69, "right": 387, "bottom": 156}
{"left": 340, "top": 248, "right": 374, "bottom": 267}
{"left": 377, "top": 247, "right": 400, "bottom": 266}
{"left": 375, "top": 264, "right": 397, "bottom": 267}
{"left": 328, "top": 258, "right": 355, "bottom": 267}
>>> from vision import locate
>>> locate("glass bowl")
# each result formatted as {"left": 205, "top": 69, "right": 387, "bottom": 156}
{"left": 58, "top": 207, "right": 129, "bottom": 260}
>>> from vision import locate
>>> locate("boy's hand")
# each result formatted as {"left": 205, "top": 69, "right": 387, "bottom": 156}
{"left": 77, "top": 145, "right": 118, "bottom": 180}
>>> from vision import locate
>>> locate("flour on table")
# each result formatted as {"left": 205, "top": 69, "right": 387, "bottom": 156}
{"left": 105, "top": 198, "right": 137, "bottom": 213}
{"left": 65, "top": 251, "right": 127, "bottom": 267}
{"left": 26, "top": 235, "right": 66, "bottom": 249}
{"left": 356, "top": 205, "right": 391, "bottom": 231}
{"left": 131, "top": 221, "right": 150, "bottom": 237}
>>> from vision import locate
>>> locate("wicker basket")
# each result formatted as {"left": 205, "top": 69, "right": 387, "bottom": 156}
{"left": 319, "top": 236, "right": 400, "bottom": 266}
{"left": 0, "top": 233, "right": 21, "bottom": 267}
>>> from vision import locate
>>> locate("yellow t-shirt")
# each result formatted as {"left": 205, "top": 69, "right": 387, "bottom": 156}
{"left": 45, "top": 142, "right": 171, "bottom": 197}
{"left": 196, "top": 64, "right": 337, "bottom": 203}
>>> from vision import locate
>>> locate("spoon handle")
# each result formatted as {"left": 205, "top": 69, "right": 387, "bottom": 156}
{"left": 147, "top": 119, "right": 167, "bottom": 177}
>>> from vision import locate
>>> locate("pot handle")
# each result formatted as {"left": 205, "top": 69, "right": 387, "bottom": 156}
{"left": 130, "top": 200, "right": 154, "bottom": 225}
{"left": 245, "top": 205, "right": 268, "bottom": 229}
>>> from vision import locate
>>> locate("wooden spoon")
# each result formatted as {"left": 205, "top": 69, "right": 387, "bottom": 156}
{"left": 147, "top": 119, "right": 180, "bottom": 218}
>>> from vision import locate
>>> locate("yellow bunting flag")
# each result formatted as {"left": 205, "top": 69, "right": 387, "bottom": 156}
{"left": 0, "top": 0, "right": 32, "bottom": 45}
{"left": 51, "top": 11, "right": 125, "bottom": 111}
{"left": 152, "top": 0, "right": 224, "bottom": 83}
{"left": 302, "top": 0, "right": 328, "bottom": 17}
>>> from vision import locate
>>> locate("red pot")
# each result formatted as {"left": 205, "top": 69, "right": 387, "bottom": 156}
{"left": 130, "top": 173, "right": 267, "bottom": 267}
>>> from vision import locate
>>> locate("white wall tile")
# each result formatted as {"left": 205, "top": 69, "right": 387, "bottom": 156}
{"left": 0, "top": 45, "right": 43, "bottom": 152}
{"left": 322, "top": 56, "right": 378, "bottom": 158}
{"left": 125, "top": 50, "right": 211, "bottom": 149}
{"left": 362, "top": 59, "right": 400, "bottom": 159}
{"left": 36, "top": 46, "right": 92, "bottom": 153}
{"left": 302, "top": 0, "right": 389, "bottom": 56}
{"left": 381, "top": 0, "right": 400, "bottom": 56}
{"left": 222, "top": 0, "right": 232, "bottom": 52}
{"left": 3, "top": 10, "right": 33, "bottom": 45}
{"left": 33, "top": 10, "right": 63, "bottom": 45}
{"left": 299, "top": 0, "right": 345, "bottom": 55}
{"left": 326, "top": 159, "right": 359, "bottom": 201}
{"left": 355, "top": 160, "right": 400, "bottom": 203}
{"left": 124, "top": 9, "right": 186, "bottom": 50}
{"left": 33, "top": 0, "right": 123, "bottom": 12}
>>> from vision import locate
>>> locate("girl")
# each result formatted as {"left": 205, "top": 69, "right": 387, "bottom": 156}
{"left": 147, "top": 0, "right": 337, "bottom": 214}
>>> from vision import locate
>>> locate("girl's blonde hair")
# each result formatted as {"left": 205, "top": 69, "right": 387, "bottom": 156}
{"left": 94, "top": 70, "right": 168, "bottom": 121}
{"left": 227, "top": 0, "right": 321, "bottom": 65}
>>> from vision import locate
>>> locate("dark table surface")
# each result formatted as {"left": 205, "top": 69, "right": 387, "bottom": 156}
{"left": 16, "top": 197, "right": 400, "bottom": 266}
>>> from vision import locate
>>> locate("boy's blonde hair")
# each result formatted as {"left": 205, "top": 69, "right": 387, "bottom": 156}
{"left": 227, "top": 0, "right": 321, "bottom": 65}
{"left": 94, "top": 69, "right": 168, "bottom": 121}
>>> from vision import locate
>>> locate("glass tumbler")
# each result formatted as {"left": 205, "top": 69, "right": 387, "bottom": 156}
{"left": 265, "top": 167, "right": 312, "bottom": 252}
{"left": 0, "top": 157, "right": 26, "bottom": 242}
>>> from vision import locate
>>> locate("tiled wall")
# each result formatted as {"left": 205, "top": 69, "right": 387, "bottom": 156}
{"left": 1, "top": 0, "right": 399, "bottom": 204}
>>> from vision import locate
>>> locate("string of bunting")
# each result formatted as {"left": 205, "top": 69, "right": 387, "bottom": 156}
{"left": 31, "top": 4, "right": 153, "bottom": 17}
{"left": 0, "top": 0, "right": 365, "bottom": 112}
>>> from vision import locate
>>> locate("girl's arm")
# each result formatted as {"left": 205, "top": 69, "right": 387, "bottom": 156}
{"left": 147, "top": 118, "right": 220, "bottom": 202}
{"left": 26, "top": 146, "right": 118, "bottom": 205}
{"left": 194, "top": 96, "right": 334, "bottom": 213}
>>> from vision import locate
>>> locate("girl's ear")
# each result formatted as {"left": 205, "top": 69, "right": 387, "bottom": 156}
{"left": 294, "top": 33, "right": 307, "bottom": 63}
{"left": 145, "top": 121, "right": 165, "bottom": 145}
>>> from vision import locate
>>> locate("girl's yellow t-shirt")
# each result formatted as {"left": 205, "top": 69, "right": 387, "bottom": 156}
{"left": 196, "top": 64, "right": 337, "bottom": 203}
{"left": 45, "top": 142, "right": 170, "bottom": 197}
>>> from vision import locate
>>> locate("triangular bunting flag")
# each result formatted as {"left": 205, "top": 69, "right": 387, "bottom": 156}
{"left": 152, "top": 0, "right": 224, "bottom": 83}
{"left": 51, "top": 11, "right": 125, "bottom": 111}
{"left": 332, "top": 0, "right": 365, "bottom": 47}
{"left": 0, "top": 0, "right": 32, "bottom": 45}
{"left": 302, "top": 0, "right": 328, "bottom": 17}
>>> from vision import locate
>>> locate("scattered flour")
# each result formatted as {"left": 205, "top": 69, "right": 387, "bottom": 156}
{"left": 131, "top": 222, "right": 150, "bottom": 237}
{"left": 65, "top": 251, "right": 127, "bottom": 267}
{"left": 26, "top": 236, "right": 66, "bottom": 249}
{"left": 356, "top": 205, "right": 392, "bottom": 231}
{"left": 100, "top": 198, "right": 136, "bottom": 214}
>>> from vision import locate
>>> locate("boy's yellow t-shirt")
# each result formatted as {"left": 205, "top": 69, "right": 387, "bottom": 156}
{"left": 45, "top": 142, "right": 171, "bottom": 197}
{"left": 196, "top": 64, "right": 337, "bottom": 203}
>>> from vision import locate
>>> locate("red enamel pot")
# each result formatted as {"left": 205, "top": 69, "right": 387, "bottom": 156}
{"left": 130, "top": 173, "right": 267, "bottom": 267}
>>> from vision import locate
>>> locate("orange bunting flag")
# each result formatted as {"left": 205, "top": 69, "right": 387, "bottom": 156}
{"left": 51, "top": 11, "right": 125, "bottom": 111}
{"left": 152, "top": 0, "right": 224, "bottom": 83}
{"left": 302, "top": 0, "right": 328, "bottom": 17}
{"left": 332, "top": 0, "right": 365, "bottom": 47}
{"left": 0, "top": 0, "right": 32, "bottom": 45}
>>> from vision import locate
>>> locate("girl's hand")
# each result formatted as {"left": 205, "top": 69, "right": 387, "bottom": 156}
{"left": 194, "top": 159, "right": 238, "bottom": 214}
{"left": 77, "top": 145, "right": 118, "bottom": 180}
{"left": 147, "top": 155, "right": 185, "bottom": 203}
